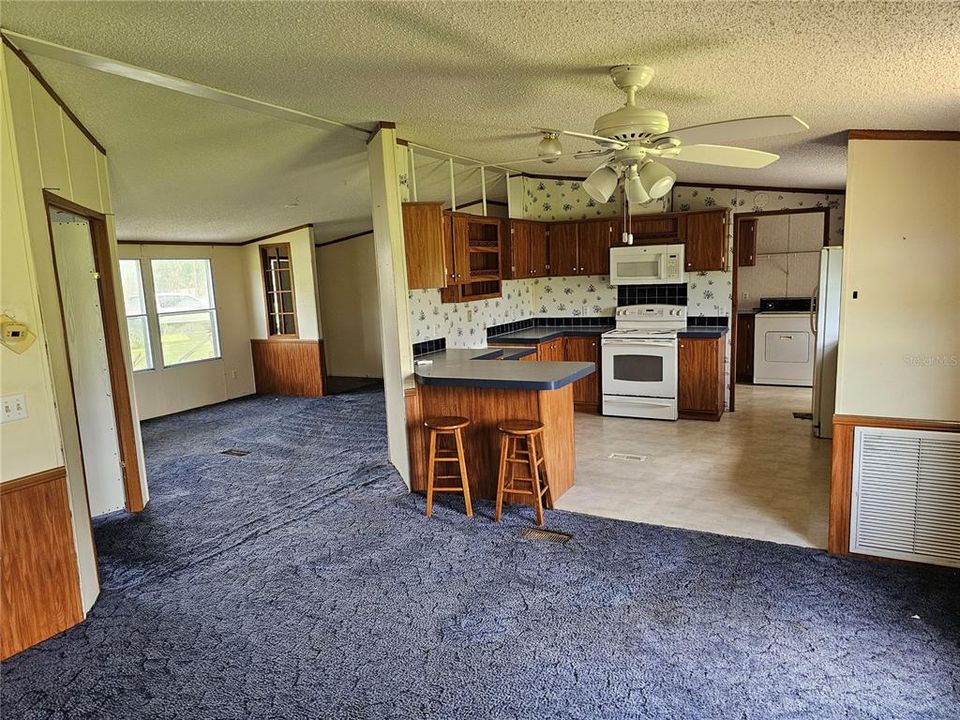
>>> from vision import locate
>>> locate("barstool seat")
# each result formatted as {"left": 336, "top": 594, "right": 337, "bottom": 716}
{"left": 423, "top": 416, "right": 472, "bottom": 518}
{"left": 495, "top": 419, "right": 552, "bottom": 527}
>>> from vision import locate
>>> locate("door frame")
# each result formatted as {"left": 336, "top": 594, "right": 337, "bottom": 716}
{"left": 43, "top": 190, "right": 145, "bottom": 513}
{"left": 730, "top": 206, "right": 829, "bottom": 412}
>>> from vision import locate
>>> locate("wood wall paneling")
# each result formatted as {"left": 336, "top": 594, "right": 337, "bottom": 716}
{"left": 1, "top": 467, "right": 84, "bottom": 660}
{"left": 251, "top": 339, "right": 325, "bottom": 396}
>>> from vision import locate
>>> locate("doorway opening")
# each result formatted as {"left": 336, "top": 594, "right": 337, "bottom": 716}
{"left": 45, "top": 192, "right": 144, "bottom": 516}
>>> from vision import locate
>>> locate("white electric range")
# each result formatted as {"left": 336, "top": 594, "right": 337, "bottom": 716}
{"left": 601, "top": 304, "right": 687, "bottom": 420}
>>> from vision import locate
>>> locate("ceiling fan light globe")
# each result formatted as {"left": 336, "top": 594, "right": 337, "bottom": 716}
{"left": 537, "top": 135, "right": 563, "bottom": 162}
{"left": 582, "top": 164, "right": 619, "bottom": 204}
{"left": 639, "top": 161, "right": 676, "bottom": 199}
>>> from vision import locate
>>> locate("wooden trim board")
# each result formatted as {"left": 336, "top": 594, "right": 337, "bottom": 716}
{"left": 1, "top": 467, "right": 84, "bottom": 660}
{"left": 848, "top": 130, "right": 960, "bottom": 142}
{"left": 1, "top": 34, "right": 107, "bottom": 154}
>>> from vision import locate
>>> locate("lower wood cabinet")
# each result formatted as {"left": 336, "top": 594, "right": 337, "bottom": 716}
{"left": 735, "top": 314, "right": 755, "bottom": 383}
{"left": 535, "top": 337, "right": 565, "bottom": 361}
{"left": 564, "top": 336, "right": 600, "bottom": 412}
{"left": 678, "top": 335, "right": 725, "bottom": 421}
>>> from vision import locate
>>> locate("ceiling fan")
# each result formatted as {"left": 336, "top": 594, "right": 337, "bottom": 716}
{"left": 486, "top": 65, "right": 809, "bottom": 205}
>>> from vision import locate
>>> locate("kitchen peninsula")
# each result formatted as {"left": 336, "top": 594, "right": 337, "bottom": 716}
{"left": 405, "top": 348, "right": 595, "bottom": 505}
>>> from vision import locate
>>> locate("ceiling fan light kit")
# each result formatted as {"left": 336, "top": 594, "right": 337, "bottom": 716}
{"left": 583, "top": 163, "right": 620, "bottom": 204}
{"left": 537, "top": 132, "right": 563, "bottom": 163}
{"left": 492, "top": 63, "right": 809, "bottom": 203}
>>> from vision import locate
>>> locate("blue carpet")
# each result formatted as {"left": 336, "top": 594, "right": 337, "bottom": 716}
{"left": 2, "top": 392, "right": 958, "bottom": 719}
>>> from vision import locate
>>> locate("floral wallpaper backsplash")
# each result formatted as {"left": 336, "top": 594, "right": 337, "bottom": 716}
{"left": 408, "top": 280, "right": 535, "bottom": 348}
{"left": 672, "top": 185, "right": 845, "bottom": 246}
{"left": 529, "top": 276, "right": 617, "bottom": 317}
{"left": 522, "top": 176, "right": 669, "bottom": 221}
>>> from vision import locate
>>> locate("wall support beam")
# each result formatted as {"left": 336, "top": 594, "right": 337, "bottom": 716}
{"left": 367, "top": 125, "right": 412, "bottom": 484}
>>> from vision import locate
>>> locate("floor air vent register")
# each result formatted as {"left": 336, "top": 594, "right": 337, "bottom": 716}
{"left": 520, "top": 528, "right": 572, "bottom": 544}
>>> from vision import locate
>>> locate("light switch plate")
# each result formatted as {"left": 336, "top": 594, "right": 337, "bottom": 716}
{"left": 1, "top": 394, "right": 27, "bottom": 423}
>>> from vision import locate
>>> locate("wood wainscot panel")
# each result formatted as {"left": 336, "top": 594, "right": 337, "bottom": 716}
{"left": 251, "top": 339, "right": 325, "bottom": 397}
{"left": 415, "top": 383, "right": 576, "bottom": 507}
{"left": 829, "top": 414, "right": 960, "bottom": 556}
{"left": 1, "top": 467, "right": 84, "bottom": 660}
{"left": 405, "top": 386, "right": 428, "bottom": 492}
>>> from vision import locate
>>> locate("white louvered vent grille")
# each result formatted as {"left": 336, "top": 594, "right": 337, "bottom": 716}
{"left": 851, "top": 427, "right": 960, "bottom": 567}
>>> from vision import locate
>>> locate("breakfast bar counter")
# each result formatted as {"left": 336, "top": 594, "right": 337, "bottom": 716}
{"left": 406, "top": 349, "right": 595, "bottom": 506}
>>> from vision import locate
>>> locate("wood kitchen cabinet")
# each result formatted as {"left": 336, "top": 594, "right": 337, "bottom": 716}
{"left": 564, "top": 336, "right": 601, "bottom": 412}
{"left": 547, "top": 219, "right": 613, "bottom": 276}
{"left": 401, "top": 202, "right": 448, "bottom": 289}
{"left": 536, "top": 337, "right": 565, "bottom": 362}
{"left": 576, "top": 219, "right": 614, "bottom": 275}
{"left": 547, "top": 223, "right": 579, "bottom": 277}
{"left": 737, "top": 218, "right": 757, "bottom": 267}
{"left": 504, "top": 220, "right": 548, "bottom": 279}
{"left": 735, "top": 314, "right": 755, "bottom": 383}
{"left": 683, "top": 209, "right": 728, "bottom": 272}
{"left": 439, "top": 213, "right": 502, "bottom": 303}
{"left": 678, "top": 335, "right": 725, "bottom": 421}
{"left": 621, "top": 213, "right": 683, "bottom": 245}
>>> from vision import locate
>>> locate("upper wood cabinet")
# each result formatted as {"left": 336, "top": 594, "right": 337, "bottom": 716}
{"left": 402, "top": 202, "right": 448, "bottom": 289}
{"left": 440, "top": 213, "right": 502, "bottom": 303}
{"left": 546, "top": 219, "right": 613, "bottom": 277}
{"left": 620, "top": 214, "right": 683, "bottom": 245}
{"left": 504, "top": 220, "right": 548, "bottom": 279}
{"left": 548, "top": 223, "right": 579, "bottom": 277}
{"left": 678, "top": 335, "right": 725, "bottom": 421}
{"left": 577, "top": 219, "right": 614, "bottom": 275}
{"left": 683, "top": 210, "right": 728, "bottom": 272}
{"left": 737, "top": 218, "right": 757, "bottom": 267}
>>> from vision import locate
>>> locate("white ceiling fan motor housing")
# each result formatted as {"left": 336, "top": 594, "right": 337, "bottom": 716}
{"left": 594, "top": 106, "right": 670, "bottom": 142}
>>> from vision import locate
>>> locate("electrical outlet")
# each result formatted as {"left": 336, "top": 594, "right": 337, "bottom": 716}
{"left": 1, "top": 394, "right": 27, "bottom": 423}
{"left": 231, "top": 369, "right": 238, "bottom": 379}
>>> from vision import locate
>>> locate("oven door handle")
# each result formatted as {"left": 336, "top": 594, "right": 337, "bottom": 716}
{"left": 603, "top": 339, "right": 676, "bottom": 347}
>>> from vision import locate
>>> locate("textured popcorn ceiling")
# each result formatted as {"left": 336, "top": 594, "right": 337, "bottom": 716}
{"left": 3, "top": 1, "right": 957, "bottom": 243}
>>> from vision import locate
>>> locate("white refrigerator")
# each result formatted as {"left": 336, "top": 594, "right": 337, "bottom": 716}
{"left": 811, "top": 246, "right": 843, "bottom": 438}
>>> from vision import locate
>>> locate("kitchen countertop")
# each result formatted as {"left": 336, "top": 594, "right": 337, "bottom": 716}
{"left": 414, "top": 348, "right": 594, "bottom": 390}
{"left": 677, "top": 326, "right": 729, "bottom": 339}
{"left": 487, "top": 325, "right": 613, "bottom": 345}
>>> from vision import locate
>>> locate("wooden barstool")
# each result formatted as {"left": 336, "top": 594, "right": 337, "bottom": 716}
{"left": 424, "top": 416, "right": 473, "bottom": 518}
{"left": 495, "top": 420, "right": 553, "bottom": 527}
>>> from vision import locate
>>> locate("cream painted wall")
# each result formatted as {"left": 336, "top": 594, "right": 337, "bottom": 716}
{"left": 0, "top": 86, "right": 63, "bottom": 481}
{"left": 317, "top": 235, "right": 383, "bottom": 378}
{"left": 245, "top": 227, "right": 322, "bottom": 340}
{"left": 118, "top": 244, "right": 257, "bottom": 419}
{"left": 835, "top": 139, "right": 959, "bottom": 421}
{"left": 2, "top": 44, "right": 148, "bottom": 611}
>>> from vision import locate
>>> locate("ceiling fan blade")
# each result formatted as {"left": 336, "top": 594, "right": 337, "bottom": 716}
{"left": 654, "top": 115, "right": 808, "bottom": 146}
{"left": 476, "top": 149, "right": 612, "bottom": 169}
{"left": 533, "top": 127, "right": 627, "bottom": 150}
{"left": 668, "top": 144, "right": 780, "bottom": 169}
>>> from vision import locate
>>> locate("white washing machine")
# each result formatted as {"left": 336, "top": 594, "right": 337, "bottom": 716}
{"left": 753, "top": 312, "right": 814, "bottom": 387}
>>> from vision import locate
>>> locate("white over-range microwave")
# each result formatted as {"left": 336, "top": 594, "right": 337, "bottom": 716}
{"left": 609, "top": 244, "right": 686, "bottom": 285}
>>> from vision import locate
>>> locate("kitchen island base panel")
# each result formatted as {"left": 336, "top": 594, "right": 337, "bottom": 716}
{"left": 408, "top": 383, "right": 575, "bottom": 508}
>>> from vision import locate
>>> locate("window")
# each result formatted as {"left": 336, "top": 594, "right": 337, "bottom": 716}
{"left": 118, "top": 259, "right": 154, "bottom": 371}
{"left": 260, "top": 244, "right": 297, "bottom": 336}
{"left": 151, "top": 259, "right": 221, "bottom": 366}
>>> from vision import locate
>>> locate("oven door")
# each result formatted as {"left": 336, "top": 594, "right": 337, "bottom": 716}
{"left": 601, "top": 338, "right": 677, "bottom": 398}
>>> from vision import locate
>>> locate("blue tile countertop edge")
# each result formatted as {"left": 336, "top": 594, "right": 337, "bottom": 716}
{"left": 414, "top": 348, "right": 594, "bottom": 391}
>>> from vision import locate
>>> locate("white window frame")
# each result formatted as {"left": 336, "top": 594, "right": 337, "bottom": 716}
{"left": 118, "top": 258, "right": 155, "bottom": 372}
{"left": 149, "top": 258, "right": 223, "bottom": 368}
